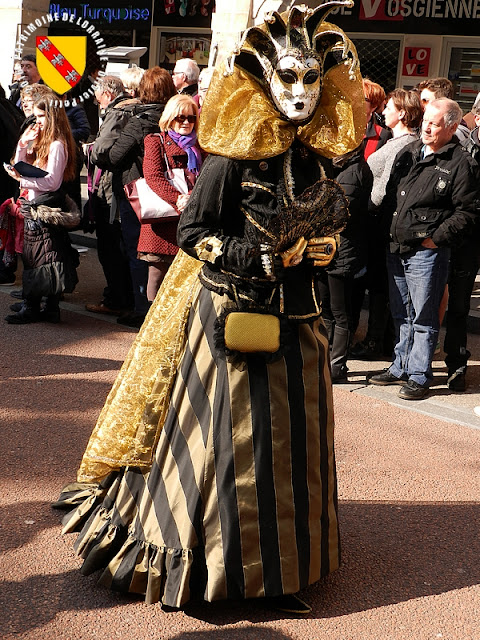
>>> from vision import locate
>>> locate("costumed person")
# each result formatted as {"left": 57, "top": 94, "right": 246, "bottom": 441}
{"left": 53, "top": 1, "right": 365, "bottom": 613}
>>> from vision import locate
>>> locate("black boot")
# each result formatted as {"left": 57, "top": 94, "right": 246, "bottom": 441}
{"left": 330, "top": 326, "right": 350, "bottom": 383}
{"left": 349, "top": 338, "right": 384, "bottom": 360}
{"left": 39, "top": 294, "right": 61, "bottom": 323}
{"left": 5, "top": 302, "right": 40, "bottom": 324}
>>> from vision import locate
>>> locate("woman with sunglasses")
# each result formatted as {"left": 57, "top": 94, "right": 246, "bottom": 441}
{"left": 106, "top": 66, "right": 177, "bottom": 328}
{"left": 140, "top": 94, "right": 203, "bottom": 301}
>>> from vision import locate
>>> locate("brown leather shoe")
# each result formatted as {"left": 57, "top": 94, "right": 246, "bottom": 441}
{"left": 85, "top": 302, "right": 124, "bottom": 316}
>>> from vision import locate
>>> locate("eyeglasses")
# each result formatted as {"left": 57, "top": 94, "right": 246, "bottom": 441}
{"left": 174, "top": 114, "right": 196, "bottom": 124}
{"left": 172, "top": 71, "right": 183, "bottom": 76}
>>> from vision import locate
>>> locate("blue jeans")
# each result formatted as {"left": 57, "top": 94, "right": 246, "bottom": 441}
{"left": 119, "top": 197, "right": 149, "bottom": 314}
{"left": 387, "top": 246, "right": 450, "bottom": 387}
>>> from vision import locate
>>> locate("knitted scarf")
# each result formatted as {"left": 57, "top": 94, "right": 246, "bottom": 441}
{"left": 168, "top": 130, "right": 202, "bottom": 174}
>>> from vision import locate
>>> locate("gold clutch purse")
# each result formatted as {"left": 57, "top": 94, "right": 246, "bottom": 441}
{"left": 224, "top": 312, "right": 280, "bottom": 353}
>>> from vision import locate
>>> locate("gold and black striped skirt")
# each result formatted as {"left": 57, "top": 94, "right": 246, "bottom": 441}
{"left": 62, "top": 286, "right": 339, "bottom": 607}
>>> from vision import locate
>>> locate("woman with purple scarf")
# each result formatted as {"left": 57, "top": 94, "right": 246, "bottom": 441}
{"left": 140, "top": 94, "right": 204, "bottom": 301}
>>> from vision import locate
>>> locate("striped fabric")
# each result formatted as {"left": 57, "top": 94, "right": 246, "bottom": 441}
{"left": 68, "top": 286, "right": 340, "bottom": 607}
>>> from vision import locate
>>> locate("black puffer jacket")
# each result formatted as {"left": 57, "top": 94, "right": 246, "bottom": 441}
{"left": 106, "top": 102, "right": 166, "bottom": 199}
{"left": 0, "top": 97, "right": 23, "bottom": 203}
{"left": 384, "top": 139, "right": 480, "bottom": 254}
{"left": 21, "top": 193, "right": 81, "bottom": 297}
{"left": 326, "top": 147, "right": 373, "bottom": 277}
{"left": 90, "top": 93, "right": 139, "bottom": 207}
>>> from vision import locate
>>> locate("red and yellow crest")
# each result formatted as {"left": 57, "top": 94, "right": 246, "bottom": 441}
{"left": 36, "top": 36, "right": 86, "bottom": 94}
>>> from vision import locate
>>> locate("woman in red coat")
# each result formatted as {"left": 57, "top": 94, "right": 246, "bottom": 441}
{"left": 140, "top": 94, "right": 203, "bottom": 301}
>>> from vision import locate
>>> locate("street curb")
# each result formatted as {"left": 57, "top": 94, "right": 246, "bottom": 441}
{"left": 351, "top": 383, "right": 480, "bottom": 432}
{"left": 69, "top": 231, "right": 97, "bottom": 248}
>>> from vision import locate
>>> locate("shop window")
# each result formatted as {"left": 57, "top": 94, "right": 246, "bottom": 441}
{"left": 353, "top": 38, "right": 401, "bottom": 93}
{"left": 448, "top": 47, "right": 480, "bottom": 113}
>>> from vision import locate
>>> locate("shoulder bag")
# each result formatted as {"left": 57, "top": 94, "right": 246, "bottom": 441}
{"left": 124, "top": 134, "right": 189, "bottom": 223}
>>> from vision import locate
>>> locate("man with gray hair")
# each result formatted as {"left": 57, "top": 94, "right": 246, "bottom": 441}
{"left": 172, "top": 58, "right": 200, "bottom": 96}
{"left": 83, "top": 74, "right": 137, "bottom": 316}
{"left": 368, "top": 98, "right": 480, "bottom": 399}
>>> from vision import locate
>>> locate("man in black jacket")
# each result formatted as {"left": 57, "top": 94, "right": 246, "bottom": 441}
{"left": 368, "top": 98, "right": 480, "bottom": 399}
{"left": 83, "top": 75, "right": 137, "bottom": 316}
{"left": 441, "top": 101, "right": 480, "bottom": 391}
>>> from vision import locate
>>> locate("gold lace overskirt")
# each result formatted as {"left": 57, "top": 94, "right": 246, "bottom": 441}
{"left": 77, "top": 250, "right": 202, "bottom": 483}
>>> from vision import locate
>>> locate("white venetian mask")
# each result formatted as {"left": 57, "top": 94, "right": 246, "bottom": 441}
{"left": 269, "top": 54, "right": 321, "bottom": 122}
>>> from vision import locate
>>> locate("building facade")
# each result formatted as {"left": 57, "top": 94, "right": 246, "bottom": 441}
{"left": 3, "top": 0, "right": 480, "bottom": 113}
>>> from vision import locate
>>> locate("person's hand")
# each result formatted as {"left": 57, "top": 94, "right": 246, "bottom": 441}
{"left": 304, "top": 236, "right": 337, "bottom": 267}
{"left": 3, "top": 163, "right": 20, "bottom": 181}
{"left": 421, "top": 237, "right": 437, "bottom": 249}
{"left": 176, "top": 193, "right": 190, "bottom": 212}
{"left": 280, "top": 236, "right": 308, "bottom": 267}
{"left": 19, "top": 122, "right": 40, "bottom": 146}
{"left": 82, "top": 142, "right": 93, "bottom": 155}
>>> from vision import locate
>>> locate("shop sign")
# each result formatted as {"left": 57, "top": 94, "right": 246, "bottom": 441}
{"left": 358, "top": 0, "right": 402, "bottom": 20}
{"left": 402, "top": 46, "right": 431, "bottom": 77}
{"left": 330, "top": 0, "right": 480, "bottom": 35}
{"left": 49, "top": 3, "right": 151, "bottom": 27}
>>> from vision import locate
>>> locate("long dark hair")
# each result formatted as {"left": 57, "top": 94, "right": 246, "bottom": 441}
{"left": 30, "top": 96, "right": 77, "bottom": 182}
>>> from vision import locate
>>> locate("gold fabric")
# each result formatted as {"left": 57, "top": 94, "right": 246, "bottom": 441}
{"left": 77, "top": 250, "right": 202, "bottom": 484}
{"left": 199, "top": 25, "right": 366, "bottom": 161}
{"left": 65, "top": 288, "right": 339, "bottom": 605}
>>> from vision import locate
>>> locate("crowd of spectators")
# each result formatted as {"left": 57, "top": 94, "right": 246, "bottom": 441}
{"left": 1, "top": 51, "right": 480, "bottom": 395}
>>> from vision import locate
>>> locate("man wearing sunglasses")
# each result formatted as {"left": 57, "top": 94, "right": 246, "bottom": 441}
{"left": 172, "top": 58, "right": 200, "bottom": 97}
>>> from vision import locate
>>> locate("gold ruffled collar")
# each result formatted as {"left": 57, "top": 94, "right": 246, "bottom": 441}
{"left": 199, "top": 27, "right": 366, "bottom": 161}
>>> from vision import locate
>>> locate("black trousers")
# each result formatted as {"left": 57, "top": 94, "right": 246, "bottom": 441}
{"left": 444, "top": 241, "right": 479, "bottom": 372}
{"left": 317, "top": 271, "right": 353, "bottom": 332}
{"left": 351, "top": 234, "right": 394, "bottom": 352}
{"left": 317, "top": 271, "right": 353, "bottom": 375}
{"left": 94, "top": 196, "right": 134, "bottom": 310}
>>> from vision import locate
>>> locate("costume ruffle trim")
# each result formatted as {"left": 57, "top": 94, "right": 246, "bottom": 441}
{"left": 53, "top": 482, "right": 193, "bottom": 607}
